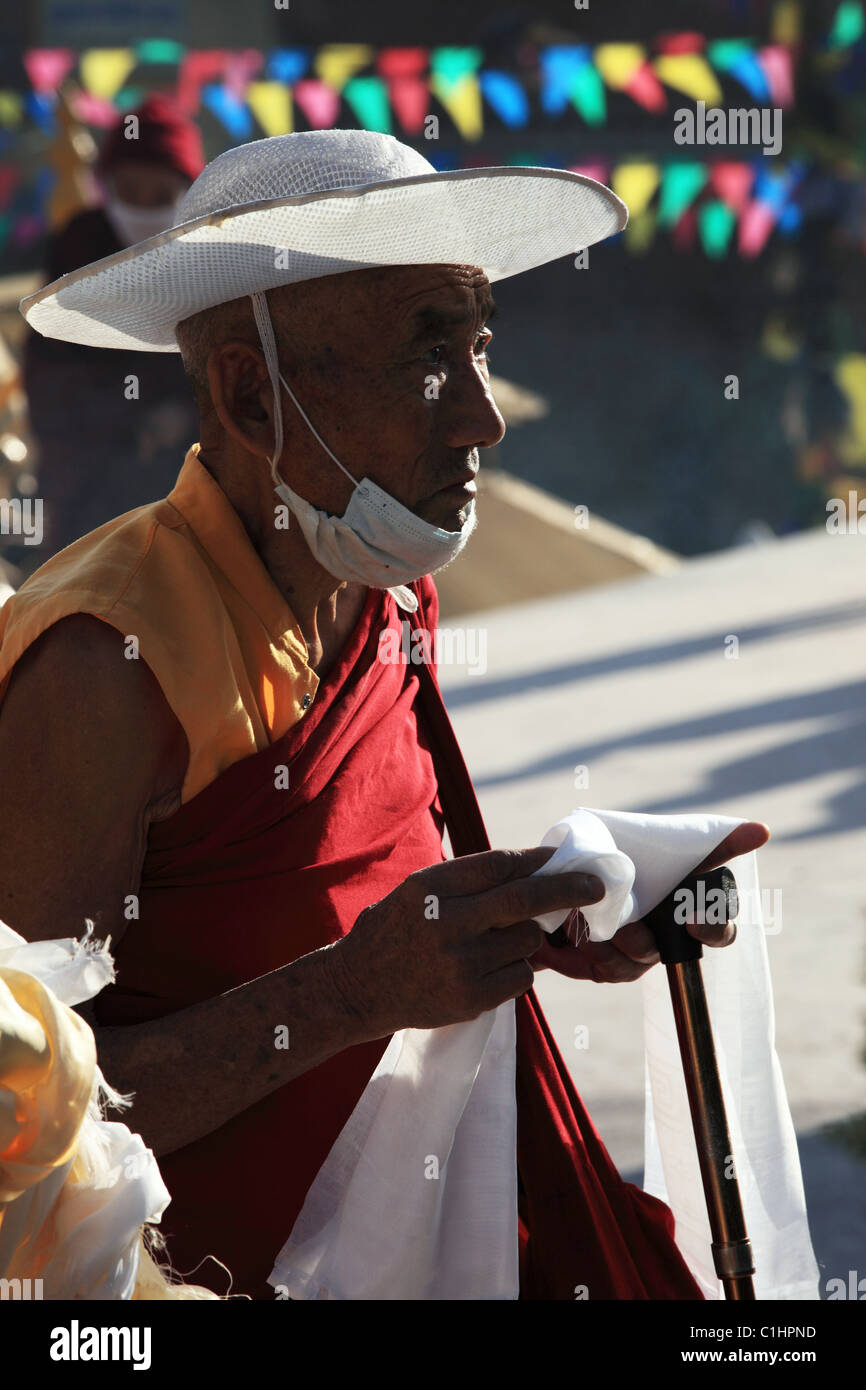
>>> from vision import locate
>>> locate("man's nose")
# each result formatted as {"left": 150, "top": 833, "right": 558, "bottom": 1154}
{"left": 441, "top": 360, "right": 507, "bottom": 451}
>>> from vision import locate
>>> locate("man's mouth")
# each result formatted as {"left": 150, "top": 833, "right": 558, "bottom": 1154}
{"left": 434, "top": 475, "right": 478, "bottom": 497}
{"left": 431, "top": 461, "right": 479, "bottom": 498}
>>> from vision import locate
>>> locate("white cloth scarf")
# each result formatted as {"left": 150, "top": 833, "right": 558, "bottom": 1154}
{"left": 269, "top": 808, "right": 819, "bottom": 1300}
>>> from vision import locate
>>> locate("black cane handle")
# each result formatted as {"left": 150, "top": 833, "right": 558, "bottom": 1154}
{"left": 644, "top": 865, "right": 738, "bottom": 964}
{"left": 545, "top": 864, "right": 738, "bottom": 955}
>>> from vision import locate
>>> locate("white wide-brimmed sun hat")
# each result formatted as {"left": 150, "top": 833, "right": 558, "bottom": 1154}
{"left": 20, "top": 127, "right": 627, "bottom": 352}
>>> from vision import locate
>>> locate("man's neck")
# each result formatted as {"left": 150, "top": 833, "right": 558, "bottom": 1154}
{"left": 196, "top": 439, "right": 368, "bottom": 676}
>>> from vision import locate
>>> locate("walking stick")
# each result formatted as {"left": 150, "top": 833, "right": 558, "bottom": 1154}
{"left": 643, "top": 865, "right": 756, "bottom": 1300}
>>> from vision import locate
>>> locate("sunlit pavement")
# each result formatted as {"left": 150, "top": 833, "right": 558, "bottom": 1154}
{"left": 440, "top": 526, "right": 866, "bottom": 1294}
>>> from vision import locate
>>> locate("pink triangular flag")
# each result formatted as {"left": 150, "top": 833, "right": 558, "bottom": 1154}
{"left": 71, "top": 90, "right": 120, "bottom": 127}
{"left": 710, "top": 161, "right": 755, "bottom": 214}
{"left": 23, "top": 49, "right": 76, "bottom": 95}
{"left": 739, "top": 200, "right": 777, "bottom": 258}
{"left": 387, "top": 76, "right": 429, "bottom": 133}
{"left": 292, "top": 78, "right": 341, "bottom": 129}
{"left": 569, "top": 162, "right": 609, "bottom": 184}
{"left": 758, "top": 45, "right": 794, "bottom": 107}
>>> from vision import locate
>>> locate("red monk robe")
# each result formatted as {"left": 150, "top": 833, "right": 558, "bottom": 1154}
{"left": 94, "top": 573, "right": 702, "bottom": 1301}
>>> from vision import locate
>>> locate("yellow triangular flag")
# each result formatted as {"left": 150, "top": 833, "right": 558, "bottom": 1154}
{"left": 625, "top": 207, "right": 657, "bottom": 255}
{"left": 0, "top": 91, "right": 23, "bottom": 127}
{"left": 595, "top": 44, "right": 646, "bottom": 90}
{"left": 771, "top": 0, "right": 802, "bottom": 46}
{"left": 247, "top": 81, "right": 293, "bottom": 136}
{"left": 612, "top": 162, "right": 660, "bottom": 219}
{"left": 314, "top": 44, "right": 374, "bottom": 92}
{"left": 834, "top": 354, "right": 866, "bottom": 467}
{"left": 431, "top": 74, "right": 482, "bottom": 140}
{"left": 653, "top": 54, "right": 723, "bottom": 106}
{"left": 79, "top": 48, "right": 137, "bottom": 101}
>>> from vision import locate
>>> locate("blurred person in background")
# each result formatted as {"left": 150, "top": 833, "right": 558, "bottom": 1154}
{"left": 22, "top": 95, "right": 204, "bottom": 564}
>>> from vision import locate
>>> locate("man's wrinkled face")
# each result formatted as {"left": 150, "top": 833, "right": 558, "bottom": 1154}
{"left": 271, "top": 263, "right": 506, "bottom": 530}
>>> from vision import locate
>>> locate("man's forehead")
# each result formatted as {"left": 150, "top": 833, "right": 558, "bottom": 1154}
{"left": 270, "top": 263, "right": 494, "bottom": 342}
{"left": 378, "top": 263, "right": 492, "bottom": 306}
{"left": 374, "top": 264, "right": 495, "bottom": 336}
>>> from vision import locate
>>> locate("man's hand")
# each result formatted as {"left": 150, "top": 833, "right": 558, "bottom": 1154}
{"left": 327, "top": 848, "right": 606, "bottom": 1038}
{"left": 530, "top": 821, "right": 770, "bottom": 983}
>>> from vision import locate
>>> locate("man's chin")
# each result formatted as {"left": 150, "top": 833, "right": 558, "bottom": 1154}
{"left": 424, "top": 494, "right": 476, "bottom": 533}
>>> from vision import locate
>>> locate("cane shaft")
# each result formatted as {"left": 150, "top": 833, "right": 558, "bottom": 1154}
{"left": 667, "top": 959, "right": 756, "bottom": 1300}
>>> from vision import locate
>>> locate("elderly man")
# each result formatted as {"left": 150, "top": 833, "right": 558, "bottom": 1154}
{"left": 0, "top": 130, "right": 765, "bottom": 1299}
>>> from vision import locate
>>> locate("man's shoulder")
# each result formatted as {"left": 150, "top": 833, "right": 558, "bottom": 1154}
{"left": 0, "top": 530, "right": 192, "bottom": 815}
{"left": 0, "top": 495, "right": 202, "bottom": 677}
{"left": 3, "top": 610, "right": 184, "bottom": 737}
{"left": 0, "top": 494, "right": 207, "bottom": 711}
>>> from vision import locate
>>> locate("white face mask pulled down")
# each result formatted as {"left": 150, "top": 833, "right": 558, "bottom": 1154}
{"left": 249, "top": 291, "right": 477, "bottom": 614}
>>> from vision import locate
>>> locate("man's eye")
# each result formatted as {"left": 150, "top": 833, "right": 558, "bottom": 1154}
{"left": 421, "top": 334, "right": 492, "bottom": 367}
{"left": 476, "top": 332, "right": 493, "bottom": 362}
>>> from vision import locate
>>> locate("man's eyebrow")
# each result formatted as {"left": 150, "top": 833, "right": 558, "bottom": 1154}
{"left": 404, "top": 298, "right": 499, "bottom": 344}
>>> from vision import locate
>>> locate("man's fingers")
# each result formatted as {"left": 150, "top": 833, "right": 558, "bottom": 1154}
{"left": 694, "top": 821, "right": 769, "bottom": 873}
{"left": 582, "top": 940, "right": 654, "bottom": 983}
{"left": 608, "top": 919, "right": 661, "bottom": 965}
{"left": 687, "top": 919, "right": 738, "bottom": 949}
{"left": 416, "top": 847, "right": 558, "bottom": 897}
{"left": 477, "top": 957, "right": 536, "bottom": 1012}
{"left": 474, "top": 920, "right": 545, "bottom": 973}
{"left": 454, "top": 868, "right": 605, "bottom": 935}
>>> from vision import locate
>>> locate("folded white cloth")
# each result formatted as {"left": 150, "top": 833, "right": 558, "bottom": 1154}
{"left": 269, "top": 807, "right": 819, "bottom": 1300}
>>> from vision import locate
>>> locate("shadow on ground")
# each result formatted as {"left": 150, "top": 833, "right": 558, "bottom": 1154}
{"left": 624, "top": 1127, "right": 866, "bottom": 1301}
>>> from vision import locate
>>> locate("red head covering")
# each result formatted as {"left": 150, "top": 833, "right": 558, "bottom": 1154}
{"left": 96, "top": 94, "right": 205, "bottom": 185}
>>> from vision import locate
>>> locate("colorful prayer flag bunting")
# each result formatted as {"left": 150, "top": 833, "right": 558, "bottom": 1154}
{"left": 201, "top": 84, "right": 254, "bottom": 140}
{"left": 653, "top": 53, "right": 723, "bottom": 106}
{"left": 377, "top": 48, "right": 428, "bottom": 134}
{"left": 479, "top": 72, "right": 530, "bottom": 127}
{"left": 23, "top": 50, "right": 76, "bottom": 94}
{"left": 828, "top": 1, "right": 865, "bottom": 49}
{"left": 343, "top": 76, "right": 391, "bottom": 133}
{"left": 612, "top": 162, "right": 660, "bottom": 218}
{"left": 315, "top": 45, "right": 374, "bottom": 92}
{"left": 658, "top": 162, "right": 709, "bottom": 226}
{"left": 699, "top": 198, "right": 738, "bottom": 256}
{"left": 79, "top": 49, "right": 137, "bottom": 102}
{"left": 292, "top": 79, "right": 341, "bottom": 130}
{"left": 246, "top": 81, "right": 292, "bottom": 136}
{"left": 431, "top": 48, "right": 483, "bottom": 140}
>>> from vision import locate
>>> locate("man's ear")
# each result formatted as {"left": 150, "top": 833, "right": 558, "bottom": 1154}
{"left": 206, "top": 338, "right": 275, "bottom": 461}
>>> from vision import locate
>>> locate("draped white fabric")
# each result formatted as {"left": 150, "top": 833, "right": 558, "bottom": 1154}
{"left": 536, "top": 807, "right": 819, "bottom": 1301}
{"left": 270, "top": 1000, "right": 519, "bottom": 1300}
{"left": 0, "top": 921, "right": 170, "bottom": 1299}
{"left": 270, "top": 807, "right": 819, "bottom": 1301}
{"left": 641, "top": 847, "right": 820, "bottom": 1299}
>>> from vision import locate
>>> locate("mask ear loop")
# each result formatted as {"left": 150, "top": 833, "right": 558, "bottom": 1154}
{"left": 249, "top": 290, "right": 358, "bottom": 494}
{"left": 249, "top": 290, "right": 417, "bottom": 614}
{"left": 249, "top": 291, "right": 286, "bottom": 493}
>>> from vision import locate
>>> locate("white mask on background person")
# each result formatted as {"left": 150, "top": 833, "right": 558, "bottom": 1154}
{"left": 249, "top": 291, "right": 478, "bottom": 613}
{"left": 103, "top": 196, "right": 183, "bottom": 248}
